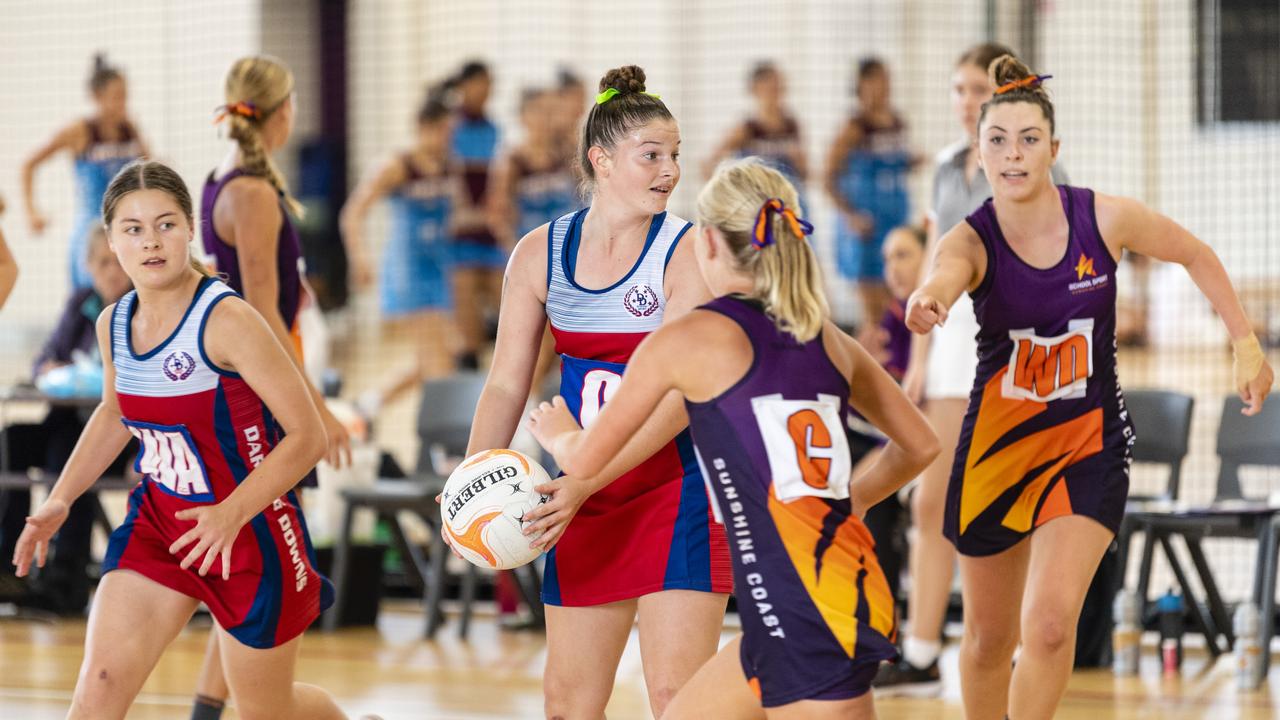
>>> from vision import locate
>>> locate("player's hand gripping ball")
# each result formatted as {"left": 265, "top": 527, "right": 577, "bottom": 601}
{"left": 440, "top": 449, "right": 551, "bottom": 569}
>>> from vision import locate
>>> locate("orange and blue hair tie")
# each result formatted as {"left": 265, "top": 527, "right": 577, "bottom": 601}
{"left": 212, "top": 101, "right": 261, "bottom": 124}
{"left": 994, "top": 74, "right": 1052, "bottom": 96}
{"left": 752, "top": 198, "right": 814, "bottom": 250}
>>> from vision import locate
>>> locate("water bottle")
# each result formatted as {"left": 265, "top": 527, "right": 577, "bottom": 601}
{"left": 1234, "top": 600, "right": 1262, "bottom": 690}
{"left": 1112, "top": 588, "right": 1141, "bottom": 676}
{"left": 1156, "top": 588, "right": 1184, "bottom": 676}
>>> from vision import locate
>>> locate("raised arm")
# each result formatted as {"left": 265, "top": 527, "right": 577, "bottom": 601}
{"left": 1097, "top": 193, "right": 1273, "bottom": 413}
{"left": 166, "top": 297, "right": 327, "bottom": 578}
{"left": 338, "top": 154, "right": 407, "bottom": 290}
{"left": 900, "top": 214, "right": 942, "bottom": 403}
{"left": 13, "top": 306, "right": 131, "bottom": 576}
{"left": 905, "top": 222, "right": 985, "bottom": 334}
{"left": 520, "top": 230, "right": 715, "bottom": 548}
{"left": 22, "top": 121, "right": 88, "bottom": 236}
{"left": 529, "top": 310, "right": 702, "bottom": 480}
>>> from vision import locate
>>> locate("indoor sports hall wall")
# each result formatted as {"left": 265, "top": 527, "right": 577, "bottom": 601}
{"left": 346, "top": 0, "right": 990, "bottom": 323}
{"left": 0, "top": 1, "right": 260, "bottom": 341}
{"left": 0, "top": 0, "right": 1277, "bottom": 604}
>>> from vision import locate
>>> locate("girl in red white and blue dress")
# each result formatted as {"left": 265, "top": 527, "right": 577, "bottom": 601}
{"left": 459, "top": 65, "right": 732, "bottom": 719}
{"left": 12, "top": 160, "right": 372, "bottom": 720}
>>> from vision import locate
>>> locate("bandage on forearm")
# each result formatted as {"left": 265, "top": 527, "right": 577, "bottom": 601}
{"left": 1233, "top": 333, "right": 1264, "bottom": 387}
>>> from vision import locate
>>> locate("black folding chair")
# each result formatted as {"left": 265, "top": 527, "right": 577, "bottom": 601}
{"left": 323, "top": 373, "right": 543, "bottom": 639}
{"left": 1117, "top": 396, "right": 1280, "bottom": 681}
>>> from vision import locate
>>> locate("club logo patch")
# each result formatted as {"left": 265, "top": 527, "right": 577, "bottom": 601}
{"left": 162, "top": 351, "right": 197, "bottom": 381}
{"left": 1074, "top": 254, "right": 1096, "bottom": 281}
{"left": 1069, "top": 253, "right": 1109, "bottom": 294}
{"left": 623, "top": 284, "right": 659, "bottom": 317}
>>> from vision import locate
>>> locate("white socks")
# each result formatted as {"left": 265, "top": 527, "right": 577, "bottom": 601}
{"left": 903, "top": 635, "right": 941, "bottom": 669}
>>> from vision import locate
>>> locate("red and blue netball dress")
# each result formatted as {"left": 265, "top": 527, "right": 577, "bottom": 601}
{"left": 102, "top": 277, "right": 333, "bottom": 648}
{"left": 542, "top": 208, "right": 733, "bottom": 606}
{"left": 685, "top": 295, "right": 898, "bottom": 706}
{"left": 947, "top": 186, "right": 1135, "bottom": 557}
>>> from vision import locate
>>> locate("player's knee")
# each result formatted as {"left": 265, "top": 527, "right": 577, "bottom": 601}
{"left": 544, "top": 670, "right": 608, "bottom": 719}
{"left": 645, "top": 683, "right": 680, "bottom": 718}
{"left": 542, "top": 674, "right": 578, "bottom": 716}
{"left": 1022, "top": 611, "right": 1074, "bottom": 656}
{"left": 964, "top": 622, "right": 1018, "bottom": 667}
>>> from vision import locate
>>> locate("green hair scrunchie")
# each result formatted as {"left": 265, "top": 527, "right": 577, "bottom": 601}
{"left": 595, "top": 87, "right": 662, "bottom": 105}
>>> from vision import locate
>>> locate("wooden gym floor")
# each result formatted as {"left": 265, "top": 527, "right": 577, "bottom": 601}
{"left": 1, "top": 601, "right": 1277, "bottom": 719}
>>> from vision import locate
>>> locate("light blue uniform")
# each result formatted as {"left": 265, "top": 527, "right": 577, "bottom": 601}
{"left": 71, "top": 119, "right": 142, "bottom": 288}
{"left": 511, "top": 150, "right": 579, "bottom": 238}
{"left": 381, "top": 155, "right": 458, "bottom": 315}
{"left": 834, "top": 115, "right": 911, "bottom": 280}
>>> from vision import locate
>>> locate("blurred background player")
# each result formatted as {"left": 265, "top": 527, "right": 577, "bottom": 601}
{"left": 341, "top": 86, "right": 462, "bottom": 419}
{"left": 867, "top": 225, "right": 925, "bottom": 383}
{"left": 702, "top": 61, "right": 808, "bottom": 192}
{"left": 489, "top": 86, "right": 580, "bottom": 250}
{"left": 21, "top": 54, "right": 148, "bottom": 291}
{"left": 552, "top": 68, "right": 589, "bottom": 170}
{"left": 198, "top": 54, "right": 353, "bottom": 720}
{"left": 855, "top": 223, "right": 928, "bottom": 609}
{"left": 446, "top": 60, "right": 503, "bottom": 370}
{"left": 825, "top": 57, "right": 915, "bottom": 330}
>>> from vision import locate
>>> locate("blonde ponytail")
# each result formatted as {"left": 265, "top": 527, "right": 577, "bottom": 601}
{"left": 221, "top": 55, "right": 304, "bottom": 217}
{"left": 696, "top": 158, "right": 828, "bottom": 342}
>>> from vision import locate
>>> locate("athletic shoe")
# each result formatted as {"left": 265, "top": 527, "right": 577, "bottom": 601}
{"left": 872, "top": 657, "right": 942, "bottom": 698}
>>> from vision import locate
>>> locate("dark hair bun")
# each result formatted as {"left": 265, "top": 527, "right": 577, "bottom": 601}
{"left": 599, "top": 65, "right": 646, "bottom": 95}
{"left": 988, "top": 54, "right": 1033, "bottom": 88}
